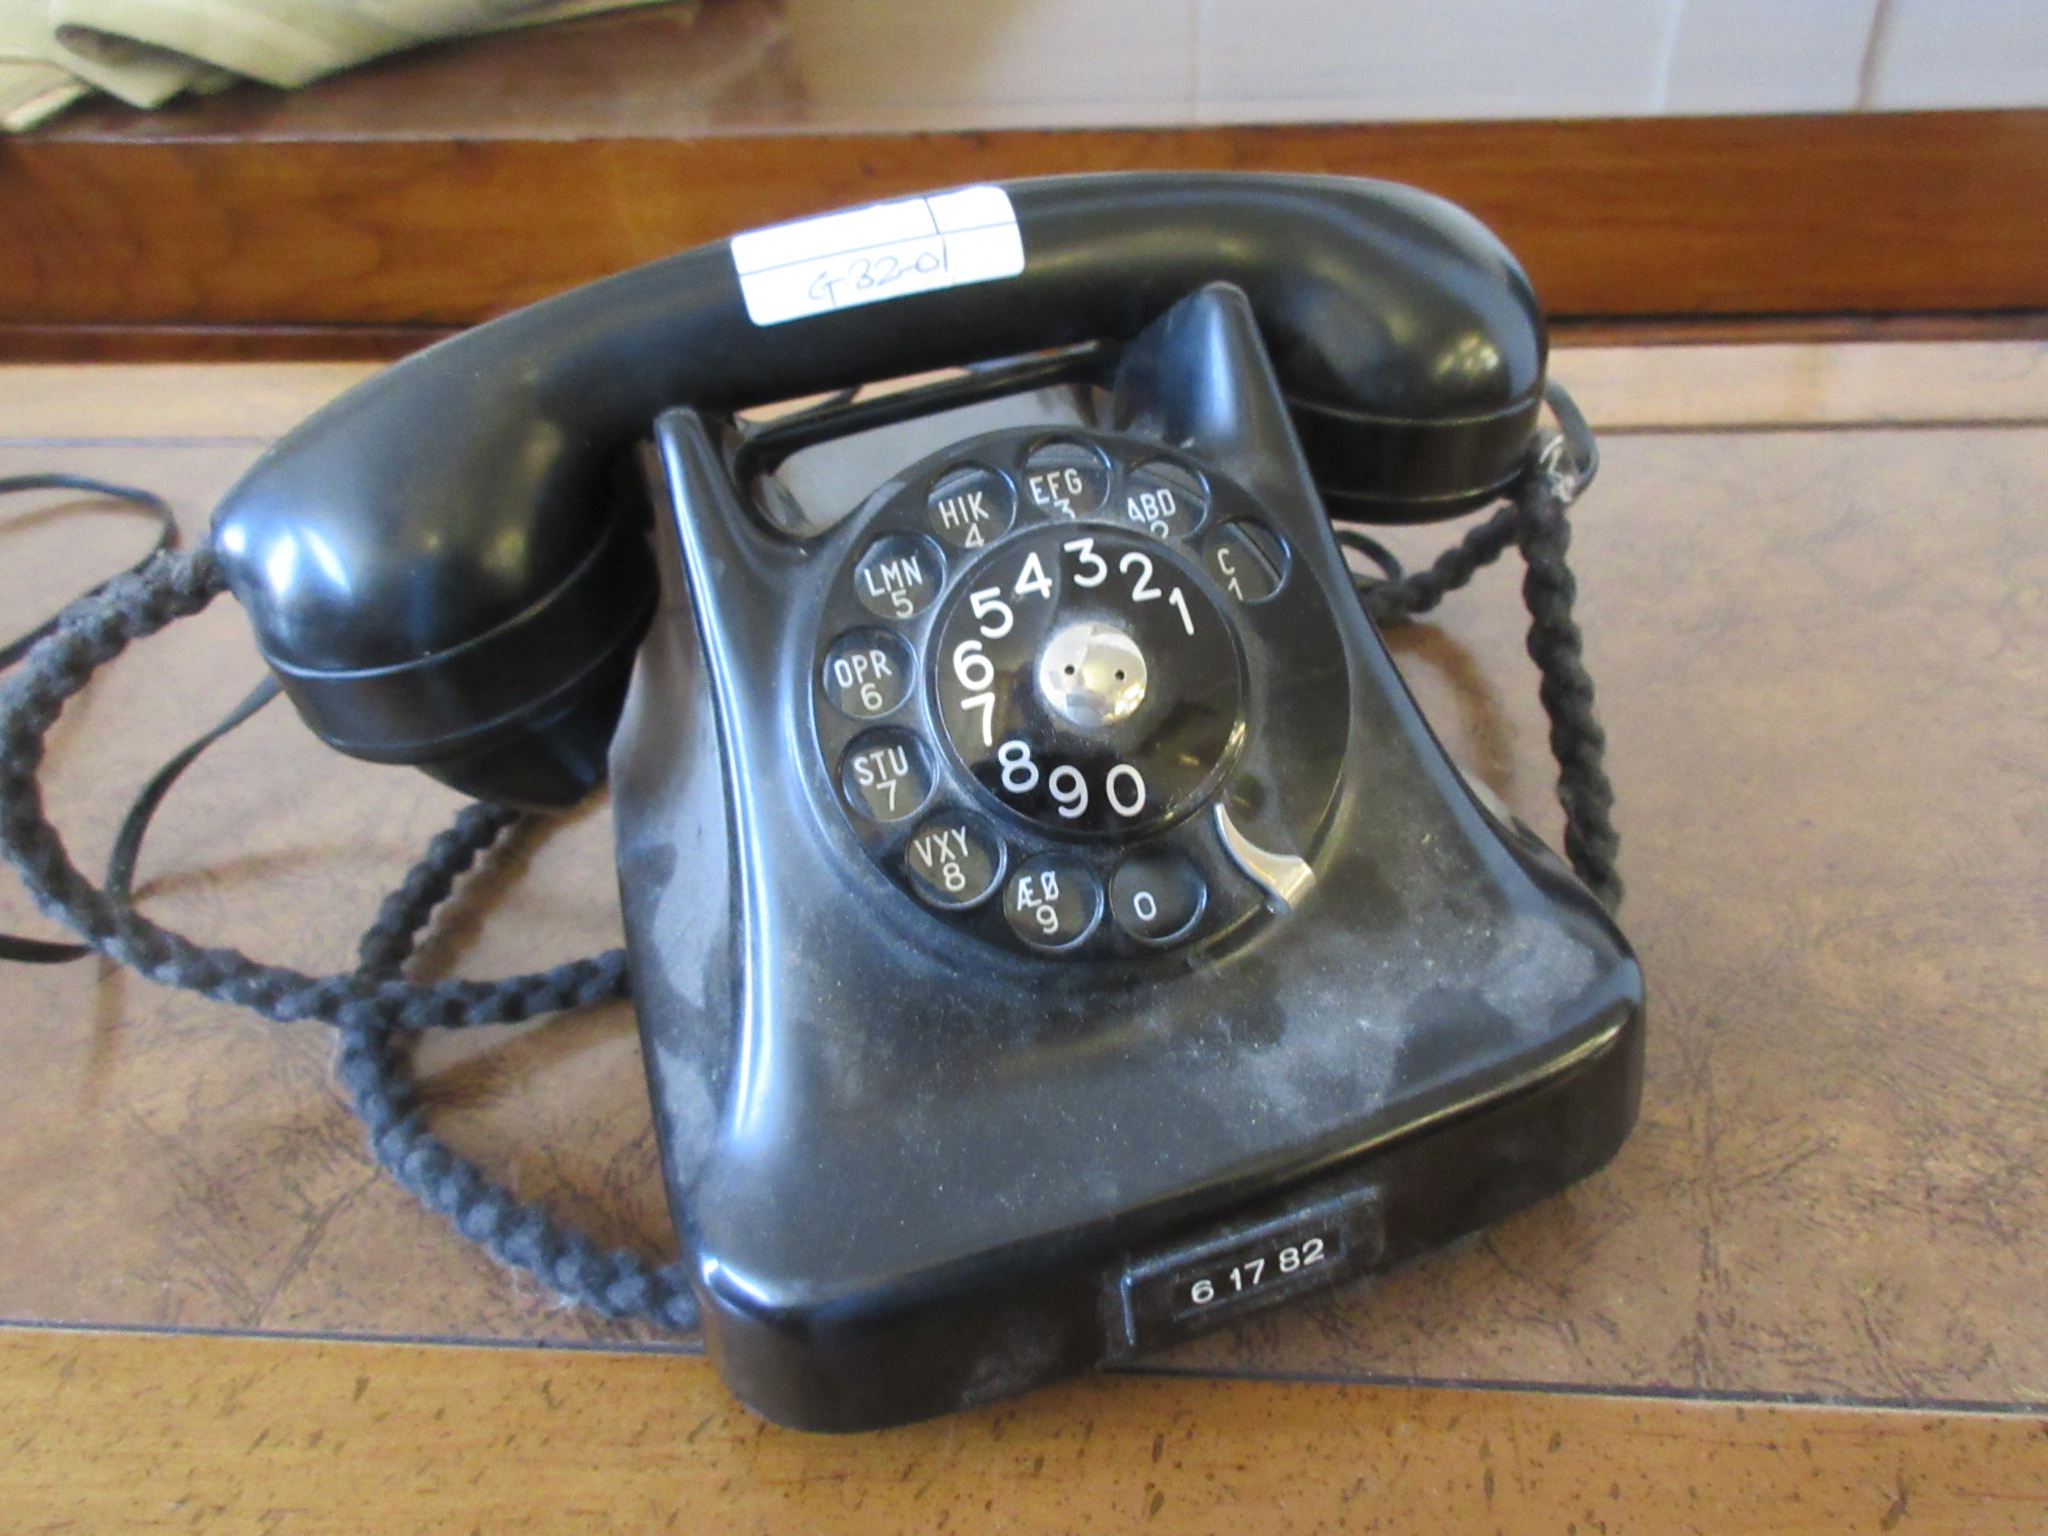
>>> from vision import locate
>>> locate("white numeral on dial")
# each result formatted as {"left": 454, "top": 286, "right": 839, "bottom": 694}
{"left": 1048, "top": 764, "right": 1088, "bottom": 819}
{"left": 1105, "top": 762, "right": 1146, "bottom": 817}
{"left": 1063, "top": 537, "right": 1107, "bottom": 588}
{"left": 969, "top": 585, "right": 1013, "bottom": 638}
{"left": 1120, "top": 550, "right": 1161, "bottom": 602}
{"left": 951, "top": 638, "right": 994, "bottom": 692}
{"left": 998, "top": 739, "right": 1039, "bottom": 793}
{"left": 1014, "top": 551, "right": 1053, "bottom": 601}
{"left": 960, "top": 692, "right": 995, "bottom": 746}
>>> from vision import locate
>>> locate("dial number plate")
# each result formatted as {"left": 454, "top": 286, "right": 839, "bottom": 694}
{"left": 931, "top": 526, "right": 1242, "bottom": 837}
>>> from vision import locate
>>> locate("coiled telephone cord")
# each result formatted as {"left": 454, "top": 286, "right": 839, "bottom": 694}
{"left": 0, "top": 390, "right": 1611, "bottom": 1336}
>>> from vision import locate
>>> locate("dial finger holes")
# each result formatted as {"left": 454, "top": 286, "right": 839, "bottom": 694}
{"left": 822, "top": 629, "right": 914, "bottom": 719}
{"left": 1121, "top": 460, "right": 1209, "bottom": 539}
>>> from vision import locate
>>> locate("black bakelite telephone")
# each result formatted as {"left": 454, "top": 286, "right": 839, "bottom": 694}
{"left": 1, "top": 173, "right": 1642, "bottom": 1432}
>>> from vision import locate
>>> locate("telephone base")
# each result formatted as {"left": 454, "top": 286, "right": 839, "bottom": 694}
{"left": 697, "top": 1004, "right": 1639, "bottom": 1433}
{"left": 614, "top": 281, "right": 1643, "bottom": 1434}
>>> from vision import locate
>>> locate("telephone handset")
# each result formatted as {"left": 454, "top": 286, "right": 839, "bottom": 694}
{"left": 202, "top": 174, "right": 1642, "bottom": 1430}
{"left": 211, "top": 174, "right": 1549, "bottom": 809}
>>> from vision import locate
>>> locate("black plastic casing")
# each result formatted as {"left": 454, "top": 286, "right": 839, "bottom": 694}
{"left": 207, "top": 173, "right": 1546, "bottom": 809}
{"left": 613, "top": 286, "right": 1641, "bottom": 1432}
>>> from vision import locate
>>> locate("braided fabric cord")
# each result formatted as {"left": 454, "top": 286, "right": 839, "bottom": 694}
{"left": 1513, "top": 443, "right": 1622, "bottom": 908}
{"left": 338, "top": 805, "right": 698, "bottom": 1330}
{"left": 1354, "top": 423, "right": 1622, "bottom": 910}
{"left": 0, "top": 547, "right": 695, "bottom": 1329}
{"left": 0, "top": 548, "right": 629, "bottom": 1032}
{"left": 0, "top": 473, "right": 177, "bottom": 962}
{"left": 0, "top": 411, "right": 1612, "bottom": 1340}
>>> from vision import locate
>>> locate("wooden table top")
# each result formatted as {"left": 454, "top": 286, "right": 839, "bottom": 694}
{"left": 3, "top": 342, "right": 2048, "bottom": 1530}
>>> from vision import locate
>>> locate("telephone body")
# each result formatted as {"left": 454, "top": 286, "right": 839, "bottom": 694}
{"left": 209, "top": 174, "right": 1644, "bottom": 1432}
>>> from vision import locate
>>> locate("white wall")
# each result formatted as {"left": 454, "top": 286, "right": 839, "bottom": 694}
{"left": 780, "top": 0, "right": 2048, "bottom": 129}
{"left": 1867, "top": 0, "right": 2048, "bottom": 109}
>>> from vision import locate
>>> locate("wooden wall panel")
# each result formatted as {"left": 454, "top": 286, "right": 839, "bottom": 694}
{"left": 2, "top": 110, "right": 2046, "bottom": 343}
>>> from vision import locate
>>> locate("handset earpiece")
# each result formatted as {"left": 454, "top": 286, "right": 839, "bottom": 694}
{"left": 209, "top": 172, "right": 1546, "bottom": 807}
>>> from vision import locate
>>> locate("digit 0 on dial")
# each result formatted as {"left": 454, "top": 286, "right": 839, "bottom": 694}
{"left": 930, "top": 525, "right": 1244, "bottom": 838}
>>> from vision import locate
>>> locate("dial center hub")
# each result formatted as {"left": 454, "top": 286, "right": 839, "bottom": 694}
{"left": 1037, "top": 619, "right": 1149, "bottom": 729}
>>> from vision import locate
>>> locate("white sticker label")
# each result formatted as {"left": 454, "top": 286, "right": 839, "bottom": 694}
{"left": 730, "top": 186, "right": 1024, "bottom": 327}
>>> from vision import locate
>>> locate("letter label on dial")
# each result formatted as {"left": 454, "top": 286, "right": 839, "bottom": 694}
{"left": 861, "top": 554, "right": 924, "bottom": 614}
{"left": 854, "top": 533, "right": 940, "bottom": 621}
{"left": 1004, "top": 857, "right": 1101, "bottom": 948}
{"left": 835, "top": 649, "right": 889, "bottom": 695}
{"left": 1127, "top": 487, "right": 1176, "bottom": 536}
{"left": 1021, "top": 442, "right": 1111, "bottom": 520}
{"left": 822, "top": 628, "right": 912, "bottom": 718}
{"left": 1029, "top": 466, "right": 1087, "bottom": 514}
{"left": 1122, "top": 462, "right": 1208, "bottom": 539}
{"left": 936, "top": 488, "right": 990, "bottom": 542}
{"left": 840, "top": 729, "right": 932, "bottom": 823}
{"left": 903, "top": 814, "right": 1002, "bottom": 909}
{"left": 927, "top": 465, "right": 1015, "bottom": 551}
{"left": 854, "top": 745, "right": 909, "bottom": 804}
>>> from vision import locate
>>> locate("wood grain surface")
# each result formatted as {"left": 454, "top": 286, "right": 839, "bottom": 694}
{"left": 10, "top": 111, "right": 2043, "bottom": 323}
{"left": 3, "top": 1, "right": 2045, "bottom": 340}
{"left": 5, "top": 345, "right": 2048, "bottom": 1525}
{"left": 3, "top": 1329, "right": 2045, "bottom": 1535}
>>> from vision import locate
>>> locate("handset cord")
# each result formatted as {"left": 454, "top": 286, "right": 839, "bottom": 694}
{"left": 0, "top": 383, "right": 1611, "bottom": 1336}
{"left": 0, "top": 474, "right": 176, "bottom": 964}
